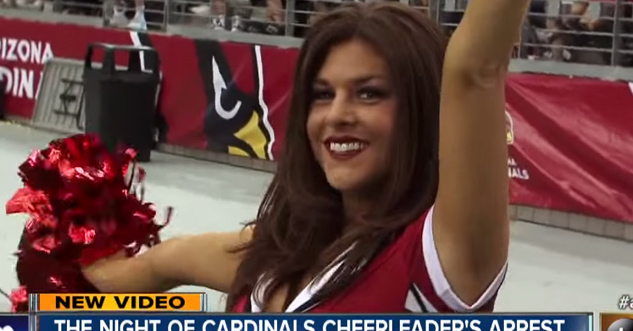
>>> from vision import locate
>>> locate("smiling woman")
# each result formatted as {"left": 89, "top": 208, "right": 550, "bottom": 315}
{"left": 12, "top": 0, "right": 527, "bottom": 315}
{"left": 308, "top": 41, "right": 396, "bottom": 194}
{"left": 219, "top": 1, "right": 515, "bottom": 312}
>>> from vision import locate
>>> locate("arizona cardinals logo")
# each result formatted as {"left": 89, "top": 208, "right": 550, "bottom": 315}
{"left": 197, "top": 40, "right": 275, "bottom": 160}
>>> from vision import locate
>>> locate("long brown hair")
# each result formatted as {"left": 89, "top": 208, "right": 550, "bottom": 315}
{"left": 226, "top": 2, "right": 448, "bottom": 311}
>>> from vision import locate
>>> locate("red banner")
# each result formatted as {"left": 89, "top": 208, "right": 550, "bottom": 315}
{"left": 506, "top": 74, "right": 633, "bottom": 222}
{"left": 1, "top": 17, "right": 632, "bottom": 223}
{"left": 0, "top": 17, "right": 127, "bottom": 119}
{"left": 0, "top": 17, "right": 296, "bottom": 158}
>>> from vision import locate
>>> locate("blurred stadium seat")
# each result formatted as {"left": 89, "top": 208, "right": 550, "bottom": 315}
{"left": 4, "top": 0, "right": 633, "bottom": 66}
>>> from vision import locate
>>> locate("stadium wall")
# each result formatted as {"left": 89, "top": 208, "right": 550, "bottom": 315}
{"left": 1, "top": 12, "right": 633, "bottom": 242}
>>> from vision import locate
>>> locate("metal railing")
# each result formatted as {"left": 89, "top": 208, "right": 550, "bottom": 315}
{"left": 4, "top": 0, "right": 633, "bottom": 67}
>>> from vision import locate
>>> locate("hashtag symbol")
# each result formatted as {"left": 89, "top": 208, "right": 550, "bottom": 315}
{"left": 619, "top": 295, "right": 631, "bottom": 310}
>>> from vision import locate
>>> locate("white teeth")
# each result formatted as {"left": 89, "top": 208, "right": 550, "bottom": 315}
{"left": 328, "top": 142, "right": 366, "bottom": 153}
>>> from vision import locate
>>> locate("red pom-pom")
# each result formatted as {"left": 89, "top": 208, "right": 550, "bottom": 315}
{"left": 6, "top": 134, "right": 171, "bottom": 306}
{"left": 10, "top": 286, "right": 28, "bottom": 313}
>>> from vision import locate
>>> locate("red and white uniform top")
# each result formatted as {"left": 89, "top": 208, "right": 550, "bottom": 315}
{"left": 232, "top": 207, "right": 508, "bottom": 313}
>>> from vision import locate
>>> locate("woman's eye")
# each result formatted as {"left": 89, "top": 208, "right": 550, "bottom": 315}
{"left": 357, "top": 88, "right": 385, "bottom": 101}
{"left": 312, "top": 89, "right": 334, "bottom": 101}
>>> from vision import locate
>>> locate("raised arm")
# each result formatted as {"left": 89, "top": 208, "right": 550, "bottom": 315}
{"left": 82, "top": 227, "right": 253, "bottom": 293}
{"left": 432, "top": 0, "right": 530, "bottom": 305}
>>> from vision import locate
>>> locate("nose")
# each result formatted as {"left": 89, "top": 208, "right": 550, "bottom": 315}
{"left": 324, "top": 91, "right": 357, "bottom": 127}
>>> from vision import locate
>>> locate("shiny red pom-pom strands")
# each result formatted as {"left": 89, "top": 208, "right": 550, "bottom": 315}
{"left": 4, "top": 134, "right": 171, "bottom": 312}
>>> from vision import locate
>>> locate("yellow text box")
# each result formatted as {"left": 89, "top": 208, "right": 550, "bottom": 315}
{"left": 38, "top": 293, "right": 204, "bottom": 311}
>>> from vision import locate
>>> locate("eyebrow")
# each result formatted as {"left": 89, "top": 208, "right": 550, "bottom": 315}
{"left": 313, "top": 75, "right": 385, "bottom": 86}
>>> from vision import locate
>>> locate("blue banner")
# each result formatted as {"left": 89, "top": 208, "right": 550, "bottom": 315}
{"left": 0, "top": 314, "right": 29, "bottom": 331}
{"left": 37, "top": 313, "right": 592, "bottom": 331}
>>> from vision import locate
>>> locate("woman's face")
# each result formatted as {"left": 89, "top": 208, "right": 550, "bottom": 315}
{"left": 307, "top": 39, "right": 397, "bottom": 194}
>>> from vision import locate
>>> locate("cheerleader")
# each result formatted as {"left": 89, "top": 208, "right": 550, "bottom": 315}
{"left": 10, "top": 0, "right": 528, "bottom": 313}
